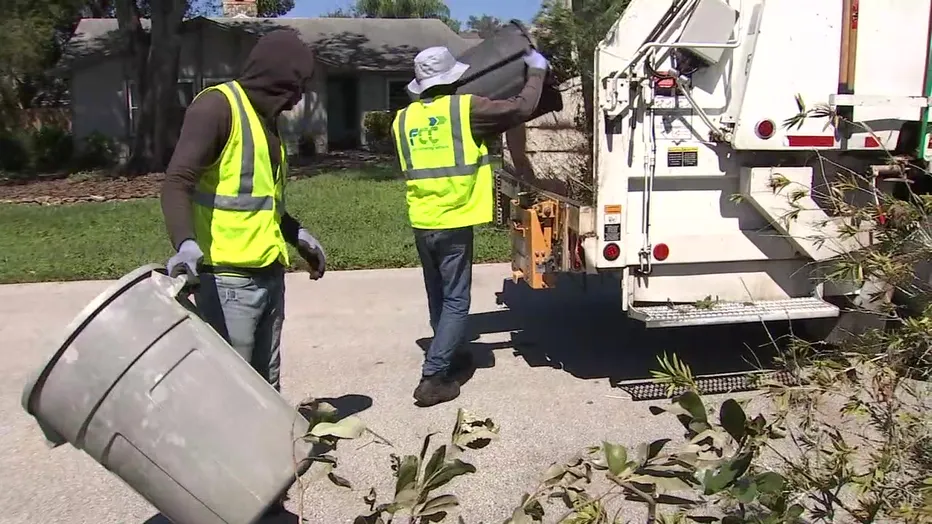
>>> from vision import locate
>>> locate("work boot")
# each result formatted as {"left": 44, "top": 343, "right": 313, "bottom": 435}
{"left": 413, "top": 374, "right": 461, "bottom": 407}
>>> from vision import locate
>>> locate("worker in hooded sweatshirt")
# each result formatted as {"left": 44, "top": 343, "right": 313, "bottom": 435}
{"left": 392, "top": 46, "right": 549, "bottom": 407}
{"left": 160, "top": 29, "right": 324, "bottom": 416}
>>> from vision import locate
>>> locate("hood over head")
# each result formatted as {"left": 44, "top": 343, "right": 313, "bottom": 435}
{"left": 237, "top": 29, "right": 316, "bottom": 119}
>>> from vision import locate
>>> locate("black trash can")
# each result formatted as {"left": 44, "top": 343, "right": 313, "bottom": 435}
{"left": 407, "top": 20, "right": 564, "bottom": 120}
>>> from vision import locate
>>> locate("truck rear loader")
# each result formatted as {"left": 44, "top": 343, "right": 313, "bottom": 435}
{"left": 498, "top": 0, "right": 932, "bottom": 341}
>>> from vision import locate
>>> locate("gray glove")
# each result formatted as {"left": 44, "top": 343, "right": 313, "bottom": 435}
{"left": 524, "top": 49, "right": 549, "bottom": 71}
{"left": 167, "top": 239, "right": 204, "bottom": 277}
{"left": 297, "top": 229, "right": 326, "bottom": 280}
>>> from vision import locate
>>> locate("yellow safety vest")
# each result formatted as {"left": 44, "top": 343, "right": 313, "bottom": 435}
{"left": 391, "top": 94, "right": 493, "bottom": 229}
{"left": 191, "top": 80, "right": 290, "bottom": 269}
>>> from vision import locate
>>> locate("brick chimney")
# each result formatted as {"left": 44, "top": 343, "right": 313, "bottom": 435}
{"left": 223, "top": 0, "right": 258, "bottom": 18}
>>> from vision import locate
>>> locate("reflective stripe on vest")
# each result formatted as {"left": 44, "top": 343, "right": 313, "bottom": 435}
{"left": 192, "top": 80, "right": 289, "bottom": 268}
{"left": 193, "top": 82, "right": 283, "bottom": 215}
{"left": 395, "top": 95, "right": 491, "bottom": 181}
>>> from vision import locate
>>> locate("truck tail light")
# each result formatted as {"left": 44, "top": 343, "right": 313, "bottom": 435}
{"left": 603, "top": 242, "right": 620, "bottom": 261}
{"left": 653, "top": 243, "right": 670, "bottom": 261}
{"left": 756, "top": 119, "right": 776, "bottom": 139}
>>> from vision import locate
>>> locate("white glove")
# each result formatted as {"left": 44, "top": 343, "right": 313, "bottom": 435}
{"left": 166, "top": 239, "right": 203, "bottom": 277}
{"left": 524, "top": 49, "right": 549, "bottom": 71}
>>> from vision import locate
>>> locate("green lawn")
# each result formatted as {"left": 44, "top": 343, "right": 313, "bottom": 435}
{"left": 0, "top": 168, "right": 511, "bottom": 284}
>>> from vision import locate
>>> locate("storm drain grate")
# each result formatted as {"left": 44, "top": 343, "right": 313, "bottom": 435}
{"left": 616, "top": 369, "right": 804, "bottom": 402}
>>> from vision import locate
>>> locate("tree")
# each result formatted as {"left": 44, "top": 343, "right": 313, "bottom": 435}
{"left": 0, "top": 0, "right": 295, "bottom": 173}
{"left": 79, "top": 1, "right": 293, "bottom": 18}
{"left": 109, "top": 0, "right": 294, "bottom": 174}
{"left": 0, "top": 0, "right": 83, "bottom": 128}
{"left": 256, "top": 0, "right": 294, "bottom": 17}
{"left": 326, "top": 0, "right": 460, "bottom": 33}
{"left": 465, "top": 14, "right": 503, "bottom": 39}
{"left": 114, "top": 0, "right": 186, "bottom": 174}
{"left": 533, "top": 0, "right": 630, "bottom": 141}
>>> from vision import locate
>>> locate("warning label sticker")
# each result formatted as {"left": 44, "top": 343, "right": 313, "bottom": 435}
{"left": 667, "top": 146, "right": 699, "bottom": 168}
{"left": 604, "top": 223, "right": 621, "bottom": 242}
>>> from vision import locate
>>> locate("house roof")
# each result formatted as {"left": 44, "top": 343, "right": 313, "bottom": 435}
{"left": 63, "top": 16, "right": 479, "bottom": 72}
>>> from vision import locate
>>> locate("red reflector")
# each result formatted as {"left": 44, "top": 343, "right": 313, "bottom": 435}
{"left": 865, "top": 136, "right": 880, "bottom": 148}
{"left": 603, "top": 242, "right": 620, "bottom": 261}
{"left": 755, "top": 120, "right": 775, "bottom": 139}
{"left": 653, "top": 243, "right": 669, "bottom": 261}
{"left": 656, "top": 77, "right": 675, "bottom": 89}
{"left": 787, "top": 135, "right": 835, "bottom": 147}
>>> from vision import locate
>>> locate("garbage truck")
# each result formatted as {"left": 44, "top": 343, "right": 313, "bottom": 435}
{"left": 496, "top": 0, "right": 932, "bottom": 338}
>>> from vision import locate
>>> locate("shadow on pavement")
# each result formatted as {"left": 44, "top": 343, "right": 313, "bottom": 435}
{"left": 467, "top": 274, "right": 794, "bottom": 385}
{"left": 415, "top": 336, "right": 504, "bottom": 386}
{"left": 311, "top": 393, "right": 373, "bottom": 420}
{"left": 144, "top": 510, "right": 299, "bottom": 523}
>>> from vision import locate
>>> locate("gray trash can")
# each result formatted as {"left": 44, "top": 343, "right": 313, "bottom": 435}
{"left": 21, "top": 264, "right": 313, "bottom": 524}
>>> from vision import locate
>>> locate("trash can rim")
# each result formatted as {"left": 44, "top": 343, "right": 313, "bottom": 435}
{"left": 20, "top": 263, "right": 166, "bottom": 419}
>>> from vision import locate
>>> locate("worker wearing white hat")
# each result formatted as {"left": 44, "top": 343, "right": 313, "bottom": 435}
{"left": 392, "top": 44, "right": 549, "bottom": 407}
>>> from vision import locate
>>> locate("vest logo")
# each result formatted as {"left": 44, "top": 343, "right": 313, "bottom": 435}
{"left": 408, "top": 115, "right": 449, "bottom": 148}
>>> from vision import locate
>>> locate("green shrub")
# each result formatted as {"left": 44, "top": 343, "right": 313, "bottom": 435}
{"left": 73, "top": 131, "right": 118, "bottom": 171}
{"left": 0, "top": 131, "right": 31, "bottom": 173}
{"left": 363, "top": 111, "right": 395, "bottom": 153}
{"left": 0, "top": 126, "right": 78, "bottom": 175}
{"left": 31, "top": 126, "right": 73, "bottom": 173}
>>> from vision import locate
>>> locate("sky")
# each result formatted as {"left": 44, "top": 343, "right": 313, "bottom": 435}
{"left": 287, "top": 0, "right": 543, "bottom": 25}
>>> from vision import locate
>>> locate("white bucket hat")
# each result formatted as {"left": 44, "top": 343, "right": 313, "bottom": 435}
{"left": 406, "top": 46, "right": 470, "bottom": 95}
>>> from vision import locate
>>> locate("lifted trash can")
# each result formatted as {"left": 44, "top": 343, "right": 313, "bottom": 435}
{"left": 21, "top": 264, "right": 313, "bottom": 524}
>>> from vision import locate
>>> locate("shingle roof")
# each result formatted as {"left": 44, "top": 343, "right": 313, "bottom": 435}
{"left": 63, "top": 16, "right": 479, "bottom": 72}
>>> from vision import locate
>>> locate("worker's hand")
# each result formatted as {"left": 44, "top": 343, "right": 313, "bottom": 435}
{"left": 167, "top": 239, "right": 204, "bottom": 278}
{"left": 297, "top": 229, "right": 326, "bottom": 280}
{"left": 524, "top": 49, "right": 549, "bottom": 71}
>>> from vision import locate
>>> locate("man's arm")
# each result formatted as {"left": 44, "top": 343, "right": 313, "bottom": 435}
{"left": 469, "top": 67, "right": 547, "bottom": 139}
{"left": 160, "top": 91, "right": 231, "bottom": 250}
{"left": 279, "top": 213, "right": 301, "bottom": 246}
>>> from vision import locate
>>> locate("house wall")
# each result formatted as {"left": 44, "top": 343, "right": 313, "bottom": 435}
{"left": 356, "top": 72, "right": 410, "bottom": 147}
{"left": 71, "top": 58, "right": 130, "bottom": 157}
{"left": 70, "top": 23, "right": 413, "bottom": 158}
{"left": 315, "top": 69, "right": 410, "bottom": 150}
{"left": 70, "top": 23, "right": 323, "bottom": 157}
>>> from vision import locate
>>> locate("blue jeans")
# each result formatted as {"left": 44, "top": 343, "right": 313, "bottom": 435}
{"left": 414, "top": 226, "right": 474, "bottom": 377}
{"left": 193, "top": 267, "right": 286, "bottom": 391}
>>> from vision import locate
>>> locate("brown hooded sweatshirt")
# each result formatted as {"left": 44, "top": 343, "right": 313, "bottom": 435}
{"left": 159, "top": 29, "right": 315, "bottom": 252}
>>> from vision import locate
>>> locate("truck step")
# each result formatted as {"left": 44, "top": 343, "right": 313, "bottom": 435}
{"left": 629, "top": 297, "right": 839, "bottom": 328}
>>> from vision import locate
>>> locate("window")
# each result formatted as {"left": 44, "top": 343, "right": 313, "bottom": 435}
{"left": 125, "top": 78, "right": 199, "bottom": 136}
{"left": 386, "top": 79, "right": 412, "bottom": 111}
{"left": 176, "top": 79, "right": 196, "bottom": 108}
{"left": 126, "top": 80, "right": 139, "bottom": 135}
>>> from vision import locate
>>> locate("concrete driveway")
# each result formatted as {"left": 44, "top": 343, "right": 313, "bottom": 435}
{"left": 0, "top": 263, "right": 783, "bottom": 524}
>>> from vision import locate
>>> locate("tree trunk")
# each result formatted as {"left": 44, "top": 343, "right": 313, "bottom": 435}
{"left": 115, "top": 0, "right": 186, "bottom": 175}
{"left": 147, "top": 0, "right": 186, "bottom": 170}
{"left": 570, "top": 0, "right": 595, "bottom": 150}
